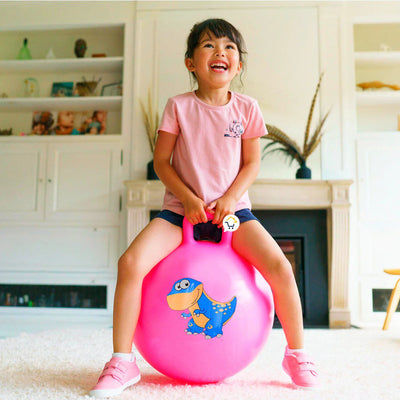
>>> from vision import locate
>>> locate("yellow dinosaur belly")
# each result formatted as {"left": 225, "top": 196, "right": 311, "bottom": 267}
{"left": 188, "top": 304, "right": 209, "bottom": 328}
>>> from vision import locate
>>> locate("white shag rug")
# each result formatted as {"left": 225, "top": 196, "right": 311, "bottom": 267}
{"left": 0, "top": 327, "right": 399, "bottom": 400}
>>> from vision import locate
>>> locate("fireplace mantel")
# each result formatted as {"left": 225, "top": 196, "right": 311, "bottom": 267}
{"left": 124, "top": 179, "right": 353, "bottom": 328}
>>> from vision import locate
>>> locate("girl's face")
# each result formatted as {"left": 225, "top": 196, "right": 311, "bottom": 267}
{"left": 185, "top": 30, "right": 242, "bottom": 90}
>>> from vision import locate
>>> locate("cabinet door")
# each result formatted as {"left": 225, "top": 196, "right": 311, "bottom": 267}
{"left": 0, "top": 142, "right": 46, "bottom": 221}
{"left": 45, "top": 142, "right": 122, "bottom": 224}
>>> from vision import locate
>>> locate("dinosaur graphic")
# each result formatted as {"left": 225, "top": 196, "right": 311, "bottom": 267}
{"left": 167, "top": 278, "right": 237, "bottom": 339}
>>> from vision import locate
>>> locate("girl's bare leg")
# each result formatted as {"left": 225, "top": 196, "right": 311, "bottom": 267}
{"left": 232, "top": 220, "right": 304, "bottom": 349}
{"left": 113, "top": 218, "right": 182, "bottom": 353}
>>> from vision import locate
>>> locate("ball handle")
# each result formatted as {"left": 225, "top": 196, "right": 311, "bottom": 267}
{"left": 182, "top": 211, "right": 232, "bottom": 247}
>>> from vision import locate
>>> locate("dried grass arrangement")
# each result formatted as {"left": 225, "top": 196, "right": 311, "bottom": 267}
{"left": 140, "top": 90, "right": 159, "bottom": 154}
{"left": 262, "top": 72, "right": 331, "bottom": 178}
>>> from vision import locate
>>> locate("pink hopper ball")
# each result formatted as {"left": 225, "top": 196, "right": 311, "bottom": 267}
{"left": 134, "top": 213, "right": 274, "bottom": 384}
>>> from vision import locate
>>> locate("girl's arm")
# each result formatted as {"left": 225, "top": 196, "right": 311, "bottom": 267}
{"left": 207, "top": 137, "right": 260, "bottom": 227}
{"left": 154, "top": 130, "right": 208, "bottom": 225}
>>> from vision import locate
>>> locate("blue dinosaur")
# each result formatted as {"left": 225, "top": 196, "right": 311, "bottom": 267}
{"left": 166, "top": 278, "right": 237, "bottom": 339}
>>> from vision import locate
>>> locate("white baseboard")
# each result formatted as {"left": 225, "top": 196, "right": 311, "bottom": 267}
{"left": 0, "top": 314, "right": 113, "bottom": 338}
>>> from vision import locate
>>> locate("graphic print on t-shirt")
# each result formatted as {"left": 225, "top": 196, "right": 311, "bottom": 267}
{"left": 224, "top": 120, "right": 244, "bottom": 138}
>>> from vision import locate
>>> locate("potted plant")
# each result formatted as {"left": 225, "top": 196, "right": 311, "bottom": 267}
{"left": 261, "top": 72, "right": 331, "bottom": 179}
{"left": 140, "top": 90, "right": 159, "bottom": 180}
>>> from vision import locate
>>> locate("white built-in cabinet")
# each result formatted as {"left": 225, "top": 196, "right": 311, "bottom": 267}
{"left": 0, "top": 140, "right": 122, "bottom": 223}
{"left": 352, "top": 18, "right": 400, "bottom": 326}
{"left": 0, "top": 22, "right": 133, "bottom": 335}
{"left": 0, "top": 142, "right": 46, "bottom": 221}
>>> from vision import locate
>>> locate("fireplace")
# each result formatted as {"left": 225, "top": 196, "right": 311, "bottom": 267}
{"left": 253, "top": 210, "right": 328, "bottom": 327}
{"left": 124, "top": 179, "right": 353, "bottom": 328}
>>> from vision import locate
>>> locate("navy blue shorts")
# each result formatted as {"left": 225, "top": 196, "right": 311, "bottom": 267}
{"left": 154, "top": 208, "right": 259, "bottom": 228}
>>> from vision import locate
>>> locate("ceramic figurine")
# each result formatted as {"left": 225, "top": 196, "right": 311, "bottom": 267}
{"left": 46, "top": 48, "right": 56, "bottom": 59}
{"left": 74, "top": 39, "right": 87, "bottom": 58}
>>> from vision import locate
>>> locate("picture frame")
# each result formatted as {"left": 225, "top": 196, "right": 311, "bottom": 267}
{"left": 31, "top": 111, "right": 55, "bottom": 135}
{"left": 75, "top": 110, "right": 108, "bottom": 135}
{"left": 101, "top": 82, "right": 122, "bottom": 97}
{"left": 53, "top": 111, "right": 81, "bottom": 135}
{"left": 51, "top": 82, "right": 74, "bottom": 97}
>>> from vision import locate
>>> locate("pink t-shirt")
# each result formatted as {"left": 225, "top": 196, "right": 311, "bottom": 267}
{"left": 157, "top": 91, "right": 268, "bottom": 215}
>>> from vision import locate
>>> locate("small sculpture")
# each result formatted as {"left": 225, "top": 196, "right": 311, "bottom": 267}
{"left": 357, "top": 81, "right": 400, "bottom": 91}
{"left": 46, "top": 48, "right": 56, "bottom": 59}
{"left": 24, "top": 78, "right": 40, "bottom": 97}
{"left": 17, "top": 38, "right": 32, "bottom": 60}
{"left": 74, "top": 39, "right": 87, "bottom": 58}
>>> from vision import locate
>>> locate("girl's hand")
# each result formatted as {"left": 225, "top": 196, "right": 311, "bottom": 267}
{"left": 182, "top": 195, "right": 208, "bottom": 225}
{"left": 207, "top": 195, "right": 237, "bottom": 228}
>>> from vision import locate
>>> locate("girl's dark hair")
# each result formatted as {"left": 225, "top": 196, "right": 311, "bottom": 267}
{"left": 185, "top": 18, "right": 247, "bottom": 85}
{"left": 186, "top": 18, "right": 246, "bottom": 61}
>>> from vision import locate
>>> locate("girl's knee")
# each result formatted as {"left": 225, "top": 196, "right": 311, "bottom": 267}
{"left": 117, "top": 253, "right": 146, "bottom": 282}
{"left": 266, "top": 257, "right": 294, "bottom": 280}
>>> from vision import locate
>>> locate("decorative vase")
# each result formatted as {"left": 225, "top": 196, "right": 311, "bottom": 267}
{"left": 296, "top": 162, "right": 312, "bottom": 179}
{"left": 147, "top": 160, "right": 159, "bottom": 180}
{"left": 17, "top": 38, "right": 32, "bottom": 60}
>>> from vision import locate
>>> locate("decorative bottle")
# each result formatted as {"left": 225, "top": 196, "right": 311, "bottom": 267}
{"left": 17, "top": 38, "right": 32, "bottom": 60}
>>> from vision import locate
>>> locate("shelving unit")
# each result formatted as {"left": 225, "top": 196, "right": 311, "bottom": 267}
{"left": 0, "top": 96, "right": 122, "bottom": 112}
{"left": 0, "top": 56, "right": 124, "bottom": 72}
{"left": 0, "top": 23, "right": 125, "bottom": 134}
{"left": 352, "top": 19, "right": 400, "bottom": 326}
{"left": 356, "top": 91, "right": 400, "bottom": 106}
{"left": 354, "top": 22, "right": 400, "bottom": 134}
{"left": 355, "top": 51, "right": 400, "bottom": 65}
{"left": 0, "top": 22, "right": 133, "bottom": 335}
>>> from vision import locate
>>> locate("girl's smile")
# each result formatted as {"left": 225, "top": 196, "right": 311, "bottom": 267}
{"left": 210, "top": 60, "right": 229, "bottom": 73}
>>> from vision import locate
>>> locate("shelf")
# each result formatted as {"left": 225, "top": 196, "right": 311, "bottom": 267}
{"left": 0, "top": 22, "right": 124, "bottom": 32}
{"left": 356, "top": 91, "right": 400, "bottom": 105}
{"left": 355, "top": 51, "right": 400, "bottom": 66}
{"left": 357, "top": 131, "right": 400, "bottom": 137}
{"left": 0, "top": 96, "right": 122, "bottom": 111}
{"left": 0, "top": 134, "right": 122, "bottom": 142}
{"left": 0, "top": 57, "right": 124, "bottom": 73}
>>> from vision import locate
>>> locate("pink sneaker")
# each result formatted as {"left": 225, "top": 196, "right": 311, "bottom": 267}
{"left": 89, "top": 356, "right": 141, "bottom": 398}
{"left": 282, "top": 346, "right": 319, "bottom": 389}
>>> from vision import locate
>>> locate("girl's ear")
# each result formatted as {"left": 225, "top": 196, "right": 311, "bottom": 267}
{"left": 236, "top": 60, "right": 243, "bottom": 75}
{"left": 185, "top": 57, "right": 195, "bottom": 72}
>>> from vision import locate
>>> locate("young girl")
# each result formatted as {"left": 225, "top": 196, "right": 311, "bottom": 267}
{"left": 90, "top": 18, "right": 318, "bottom": 397}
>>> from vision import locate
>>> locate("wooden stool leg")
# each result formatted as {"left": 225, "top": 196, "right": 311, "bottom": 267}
{"left": 383, "top": 279, "right": 400, "bottom": 330}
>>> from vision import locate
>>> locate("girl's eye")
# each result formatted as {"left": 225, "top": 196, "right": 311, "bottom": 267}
{"left": 226, "top": 44, "right": 236, "bottom": 50}
{"left": 204, "top": 43, "right": 213, "bottom": 48}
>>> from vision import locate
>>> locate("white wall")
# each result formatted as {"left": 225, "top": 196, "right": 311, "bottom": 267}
{"left": 132, "top": 1, "right": 328, "bottom": 180}
{"left": 1, "top": 0, "right": 399, "bottom": 329}
{"left": 0, "top": 1, "right": 135, "bottom": 26}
